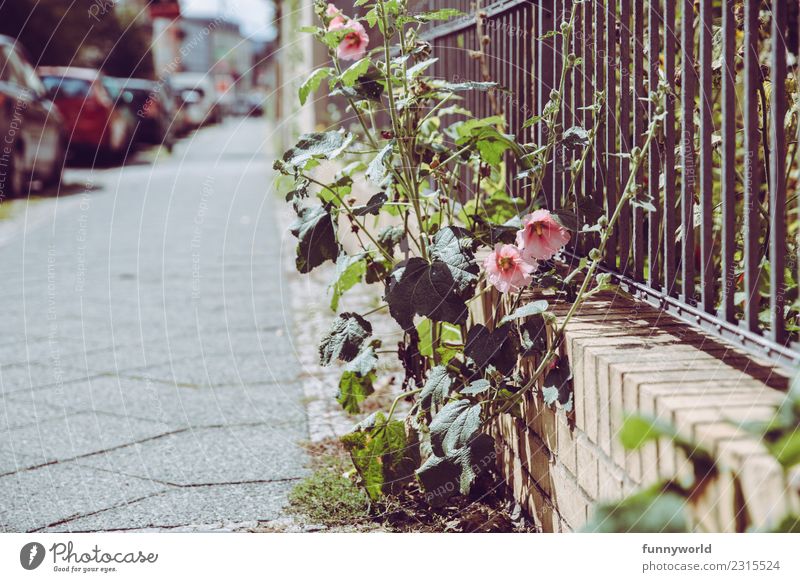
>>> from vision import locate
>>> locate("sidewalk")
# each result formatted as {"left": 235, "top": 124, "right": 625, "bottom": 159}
{"left": 0, "top": 119, "right": 310, "bottom": 532}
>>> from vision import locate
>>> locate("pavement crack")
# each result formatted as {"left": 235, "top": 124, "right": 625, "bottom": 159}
{"left": 33, "top": 490, "right": 170, "bottom": 533}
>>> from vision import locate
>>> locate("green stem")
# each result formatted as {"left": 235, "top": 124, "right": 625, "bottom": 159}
{"left": 492, "top": 106, "right": 663, "bottom": 419}
{"left": 386, "top": 387, "right": 423, "bottom": 424}
{"left": 303, "top": 174, "right": 394, "bottom": 263}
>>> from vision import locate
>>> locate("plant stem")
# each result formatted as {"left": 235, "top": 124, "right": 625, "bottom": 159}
{"left": 302, "top": 174, "right": 394, "bottom": 263}
{"left": 491, "top": 107, "right": 663, "bottom": 419}
{"left": 386, "top": 387, "right": 423, "bottom": 424}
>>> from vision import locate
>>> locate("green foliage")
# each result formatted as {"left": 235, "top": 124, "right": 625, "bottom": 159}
{"left": 330, "top": 254, "right": 367, "bottom": 311}
{"left": 319, "top": 313, "right": 372, "bottom": 366}
{"left": 341, "top": 412, "right": 416, "bottom": 500}
{"left": 290, "top": 205, "right": 339, "bottom": 273}
{"left": 337, "top": 370, "right": 375, "bottom": 414}
{"left": 299, "top": 68, "right": 333, "bottom": 106}
{"left": 584, "top": 484, "right": 690, "bottom": 533}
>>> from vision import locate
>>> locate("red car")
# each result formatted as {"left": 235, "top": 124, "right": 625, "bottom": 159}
{"left": 37, "top": 66, "right": 132, "bottom": 159}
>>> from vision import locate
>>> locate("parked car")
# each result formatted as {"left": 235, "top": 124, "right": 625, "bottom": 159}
{"left": 38, "top": 66, "right": 133, "bottom": 160}
{"left": 0, "top": 36, "right": 66, "bottom": 197}
{"left": 170, "top": 73, "right": 221, "bottom": 129}
{"left": 104, "top": 77, "right": 175, "bottom": 151}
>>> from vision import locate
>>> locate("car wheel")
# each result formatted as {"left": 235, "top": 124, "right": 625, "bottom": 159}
{"left": 44, "top": 138, "right": 65, "bottom": 188}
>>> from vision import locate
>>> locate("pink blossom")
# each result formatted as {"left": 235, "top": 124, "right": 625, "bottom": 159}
{"left": 483, "top": 244, "right": 536, "bottom": 294}
{"left": 516, "top": 209, "right": 571, "bottom": 262}
{"left": 329, "top": 18, "right": 369, "bottom": 61}
{"left": 325, "top": 3, "right": 346, "bottom": 28}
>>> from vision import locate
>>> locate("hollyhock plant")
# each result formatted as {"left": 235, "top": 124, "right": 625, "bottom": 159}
{"left": 484, "top": 244, "right": 536, "bottom": 293}
{"left": 325, "top": 3, "right": 346, "bottom": 29}
{"left": 330, "top": 18, "right": 369, "bottom": 61}
{"left": 517, "top": 209, "right": 571, "bottom": 262}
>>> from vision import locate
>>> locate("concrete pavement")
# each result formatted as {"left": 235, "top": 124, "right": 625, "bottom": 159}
{"left": 0, "top": 118, "right": 310, "bottom": 532}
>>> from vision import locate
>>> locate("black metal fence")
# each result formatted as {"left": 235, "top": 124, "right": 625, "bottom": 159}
{"left": 415, "top": 0, "right": 800, "bottom": 366}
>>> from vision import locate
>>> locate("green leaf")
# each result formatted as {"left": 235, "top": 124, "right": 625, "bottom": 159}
{"left": 281, "top": 131, "right": 354, "bottom": 172}
{"left": 771, "top": 514, "right": 800, "bottom": 532}
{"left": 353, "top": 193, "right": 388, "bottom": 217}
{"left": 337, "top": 370, "right": 375, "bottom": 414}
{"left": 420, "top": 365, "right": 454, "bottom": 410}
{"left": 499, "top": 300, "right": 549, "bottom": 325}
{"left": 430, "top": 400, "right": 482, "bottom": 457}
{"left": 330, "top": 254, "right": 367, "bottom": 311}
{"left": 434, "top": 80, "right": 499, "bottom": 93}
{"left": 385, "top": 257, "right": 474, "bottom": 330}
{"left": 406, "top": 57, "right": 438, "bottom": 79}
{"left": 583, "top": 484, "right": 690, "bottom": 533}
{"left": 366, "top": 142, "right": 394, "bottom": 185}
{"left": 461, "top": 379, "right": 491, "bottom": 396}
{"left": 770, "top": 428, "right": 800, "bottom": 468}
{"left": 340, "top": 57, "right": 371, "bottom": 87}
{"left": 346, "top": 344, "right": 379, "bottom": 377}
{"left": 429, "top": 226, "right": 480, "bottom": 293}
{"left": 541, "top": 359, "right": 573, "bottom": 412}
{"left": 377, "top": 225, "right": 404, "bottom": 256}
{"left": 319, "top": 312, "right": 372, "bottom": 366}
{"left": 619, "top": 414, "right": 679, "bottom": 451}
{"left": 416, "top": 432, "right": 495, "bottom": 505}
{"left": 561, "top": 125, "right": 590, "bottom": 149}
{"left": 299, "top": 67, "right": 332, "bottom": 105}
{"left": 341, "top": 412, "right": 415, "bottom": 500}
{"left": 417, "top": 319, "right": 462, "bottom": 363}
{"left": 519, "top": 314, "right": 547, "bottom": 356}
{"left": 290, "top": 205, "right": 339, "bottom": 273}
{"left": 464, "top": 323, "right": 518, "bottom": 374}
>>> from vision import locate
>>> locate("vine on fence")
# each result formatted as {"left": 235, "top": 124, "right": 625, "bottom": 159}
{"left": 275, "top": 0, "right": 666, "bottom": 505}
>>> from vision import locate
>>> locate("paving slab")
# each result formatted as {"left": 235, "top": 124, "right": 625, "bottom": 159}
{"left": 0, "top": 462, "right": 170, "bottom": 532}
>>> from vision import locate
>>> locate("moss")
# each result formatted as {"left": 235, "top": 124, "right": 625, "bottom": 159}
{"left": 288, "top": 454, "right": 370, "bottom": 527}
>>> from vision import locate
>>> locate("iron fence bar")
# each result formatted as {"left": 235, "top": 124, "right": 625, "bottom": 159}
{"left": 582, "top": 0, "right": 595, "bottom": 252}
{"left": 720, "top": 0, "right": 736, "bottom": 324}
{"left": 646, "top": 0, "right": 662, "bottom": 289}
{"left": 594, "top": 0, "right": 606, "bottom": 254}
{"left": 605, "top": 0, "right": 618, "bottom": 268}
{"left": 680, "top": 0, "right": 696, "bottom": 306}
{"left": 663, "top": 0, "right": 677, "bottom": 296}
{"left": 770, "top": 0, "right": 788, "bottom": 343}
{"left": 619, "top": 0, "right": 632, "bottom": 272}
{"left": 552, "top": 0, "right": 564, "bottom": 210}
{"left": 699, "top": 0, "right": 714, "bottom": 314}
{"left": 743, "top": 0, "right": 761, "bottom": 333}
{"left": 632, "top": 0, "right": 645, "bottom": 280}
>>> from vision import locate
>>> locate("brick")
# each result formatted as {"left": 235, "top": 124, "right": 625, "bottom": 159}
{"left": 576, "top": 434, "right": 599, "bottom": 499}
{"left": 521, "top": 480, "right": 558, "bottom": 533}
{"left": 555, "top": 410, "right": 577, "bottom": 474}
{"left": 597, "top": 456, "right": 625, "bottom": 502}
{"left": 550, "top": 463, "right": 589, "bottom": 530}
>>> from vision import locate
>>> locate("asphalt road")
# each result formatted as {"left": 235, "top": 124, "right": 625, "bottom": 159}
{"left": 0, "top": 118, "right": 309, "bottom": 532}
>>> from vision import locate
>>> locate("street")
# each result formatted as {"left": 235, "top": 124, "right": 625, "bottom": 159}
{"left": 0, "top": 118, "right": 309, "bottom": 532}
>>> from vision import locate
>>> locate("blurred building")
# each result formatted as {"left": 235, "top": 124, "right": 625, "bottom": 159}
{"left": 114, "top": 0, "right": 182, "bottom": 80}
{"left": 180, "top": 16, "right": 253, "bottom": 92}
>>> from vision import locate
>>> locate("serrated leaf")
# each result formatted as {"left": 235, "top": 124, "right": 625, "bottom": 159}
{"left": 541, "top": 359, "right": 573, "bottom": 412}
{"left": 461, "top": 379, "right": 490, "bottom": 396}
{"left": 340, "top": 57, "right": 371, "bottom": 87}
{"left": 346, "top": 344, "right": 379, "bottom": 377}
{"left": 319, "top": 312, "right": 372, "bottom": 366}
{"left": 353, "top": 193, "right": 388, "bottom": 217}
{"left": 464, "top": 323, "right": 518, "bottom": 374}
{"left": 290, "top": 205, "right": 338, "bottom": 273}
{"left": 561, "top": 126, "right": 590, "bottom": 149}
{"left": 435, "top": 80, "right": 499, "bottom": 93}
{"left": 420, "top": 365, "right": 454, "bottom": 410}
{"left": 366, "top": 142, "right": 394, "bottom": 185}
{"left": 429, "top": 226, "right": 480, "bottom": 293}
{"left": 406, "top": 57, "right": 437, "bottom": 79}
{"left": 329, "top": 254, "right": 367, "bottom": 311}
{"left": 385, "top": 257, "right": 474, "bottom": 330}
{"left": 299, "top": 67, "right": 332, "bottom": 105}
{"left": 499, "top": 300, "right": 549, "bottom": 325}
{"left": 337, "top": 370, "right": 375, "bottom": 414}
{"left": 416, "top": 433, "right": 495, "bottom": 505}
{"left": 341, "top": 412, "right": 415, "bottom": 500}
{"left": 377, "top": 225, "right": 404, "bottom": 256}
{"left": 282, "top": 131, "right": 354, "bottom": 171}
{"left": 430, "top": 399, "right": 482, "bottom": 457}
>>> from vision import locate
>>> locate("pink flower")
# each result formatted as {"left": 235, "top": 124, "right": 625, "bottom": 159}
{"left": 330, "top": 18, "right": 369, "bottom": 61}
{"left": 325, "top": 3, "right": 346, "bottom": 28}
{"left": 483, "top": 244, "right": 536, "bottom": 294}
{"left": 516, "top": 209, "right": 571, "bottom": 262}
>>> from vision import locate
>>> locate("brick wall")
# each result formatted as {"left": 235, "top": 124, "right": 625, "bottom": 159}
{"left": 474, "top": 286, "right": 800, "bottom": 532}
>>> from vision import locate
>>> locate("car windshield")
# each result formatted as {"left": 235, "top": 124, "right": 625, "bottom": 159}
{"left": 40, "top": 76, "right": 91, "bottom": 98}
